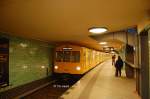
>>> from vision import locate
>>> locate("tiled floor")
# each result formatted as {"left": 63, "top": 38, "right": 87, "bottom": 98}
{"left": 61, "top": 60, "right": 141, "bottom": 99}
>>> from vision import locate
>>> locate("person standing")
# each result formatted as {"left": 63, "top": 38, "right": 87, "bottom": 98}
{"left": 115, "top": 56, "right": 123, "bottom": 77}
{"left": 112, "top": 55, "right": 116, "bottom": 66}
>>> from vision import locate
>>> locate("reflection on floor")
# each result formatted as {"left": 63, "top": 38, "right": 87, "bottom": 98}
{"left": 61, "top": 60, "right": 141, "bottom": 99}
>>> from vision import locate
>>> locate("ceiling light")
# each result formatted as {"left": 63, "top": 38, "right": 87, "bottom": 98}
{"left": 110, "top": 47, "right": 114, "bottom": 51}
{"left": 110, "top": 51, "right": 115, "bottom": 54}
{"left": 89, "top": 27, "right": 108, "bottom": 34}
{"left": 99, "top": 42, "right": 107, "bottom": 45}
{"left": 63, "top": 47, "right": 72, "bottom": 50}
{"left": 103, "top": 45, "right": 109, "bottom": 47}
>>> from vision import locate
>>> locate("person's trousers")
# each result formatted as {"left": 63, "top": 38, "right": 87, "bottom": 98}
{"left": 115, "top": 68, "right": 121, "bottom": 77}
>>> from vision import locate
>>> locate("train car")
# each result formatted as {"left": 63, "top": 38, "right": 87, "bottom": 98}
{"left": 54, "top": 44, "right": 111, "bottom": 75}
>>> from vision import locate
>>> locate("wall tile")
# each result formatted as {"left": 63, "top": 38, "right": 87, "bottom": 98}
{"left": 0, "top": 33, "right": 54, "bottom": 91}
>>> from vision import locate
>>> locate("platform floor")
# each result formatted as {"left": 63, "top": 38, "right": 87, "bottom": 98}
{"left": 60, "top": 60, "right": 141, "bottom": 99}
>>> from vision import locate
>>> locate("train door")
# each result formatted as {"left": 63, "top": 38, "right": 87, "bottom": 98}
{"left": 0, "top": 37, "right": 9, "bottom": 86}
{"left": 83, "top": 48, "right": 87, "bottom": 71}
{"left": 139, "top": 28, "right": 150, "bottom": 99}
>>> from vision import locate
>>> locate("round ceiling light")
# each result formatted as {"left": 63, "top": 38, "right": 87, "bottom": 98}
{"left": 89, "top": 27, "right": 108, "bottom": 34}
{"left": 99, "top": 42, "right": 107, "bottom": 45}
{"left": 103, "top": 45, "right": 109, "bottom": 48}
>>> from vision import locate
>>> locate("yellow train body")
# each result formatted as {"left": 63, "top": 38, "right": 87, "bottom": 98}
{"left": 54, "top": 44, "right": 111, "bottom": 74}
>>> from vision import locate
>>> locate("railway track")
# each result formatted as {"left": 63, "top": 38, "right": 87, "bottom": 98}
{"left": 23, "top": 75, "right": 81, "bottom": 99}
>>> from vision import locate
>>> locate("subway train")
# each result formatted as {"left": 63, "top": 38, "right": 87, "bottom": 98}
{"left": 54, "top": 44, "right": 111, "bottom": 75}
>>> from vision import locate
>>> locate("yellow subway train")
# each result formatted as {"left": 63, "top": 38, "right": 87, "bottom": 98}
{"left": 54, "top": 44, "right": 111, "bottom": 74}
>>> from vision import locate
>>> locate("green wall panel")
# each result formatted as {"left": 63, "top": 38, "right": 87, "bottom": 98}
{"left": 0, "top": 33, "right": 54, "bottom": 91}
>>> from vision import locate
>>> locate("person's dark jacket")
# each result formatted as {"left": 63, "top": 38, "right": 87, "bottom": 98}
{"left": 115, "top": 59, "right": 123, "bottom": 69}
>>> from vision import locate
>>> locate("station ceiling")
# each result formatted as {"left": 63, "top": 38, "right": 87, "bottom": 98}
{"left": 0, "top": 0, "right": 150, "bottom": 50}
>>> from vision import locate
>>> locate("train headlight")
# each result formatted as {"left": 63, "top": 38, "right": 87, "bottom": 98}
{"left": 76, "top": 66, "right": 81, "bottom": 71}
{"left": 54, "top": 66, "right": 58, "bottom": 69}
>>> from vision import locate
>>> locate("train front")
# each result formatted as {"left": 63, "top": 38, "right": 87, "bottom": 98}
{"left": 54, "top": 45, "right": 83, "bottom": 75}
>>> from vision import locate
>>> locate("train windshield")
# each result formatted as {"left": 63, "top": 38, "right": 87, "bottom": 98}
{"left": 63, "top": 51, "right": 71, "bottom": 62}
{"left": 71, "top": 51, "right": 80, "bottom": 62}
{"left": 56, "top": 51, "right": 80, "bottom": 62}
{"left": 56, "top": 51, "right": 63, "bottom": 62}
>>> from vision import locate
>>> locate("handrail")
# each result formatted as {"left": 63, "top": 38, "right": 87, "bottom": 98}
{"left": 124, "top": 61, "right": 140, "bottom": 69}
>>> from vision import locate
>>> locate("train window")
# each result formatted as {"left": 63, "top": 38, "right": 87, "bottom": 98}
{"left": 71, "top": 51, "right": 80, "bottom": 62}
{"left": 56, "top": 51, "right": 63, "bottom": 62}
{"left": 63, "top": 51, "right": 71, "bottom": 62}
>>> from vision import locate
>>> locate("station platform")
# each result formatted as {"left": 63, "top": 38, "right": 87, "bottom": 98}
{"left": 60, "top": 60, "right": 141, "bottom": 99}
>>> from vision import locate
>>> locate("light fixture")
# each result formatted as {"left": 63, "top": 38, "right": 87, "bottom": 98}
{"left": 110, "top": 47, "right": 114, "bottom": 51}
{"left": 76, "top": 66, "right": 81, "bottom": 71}
{"left": 103, "top": 45, "right": 109, "bottom": 48}
{"left": 54, "top": 66, "right": 58, "bottom": 69}
{"left": 89, "top": 27, "right": 108, "bottom": 34}
{"left": 110, "top": 51, "right": 115, "bottom": 54}
{"left": 63, "top": 47, "right": 72, "bottom": 50}
{"left": 99, "top": 42, "right": 107, "bottom": 45}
